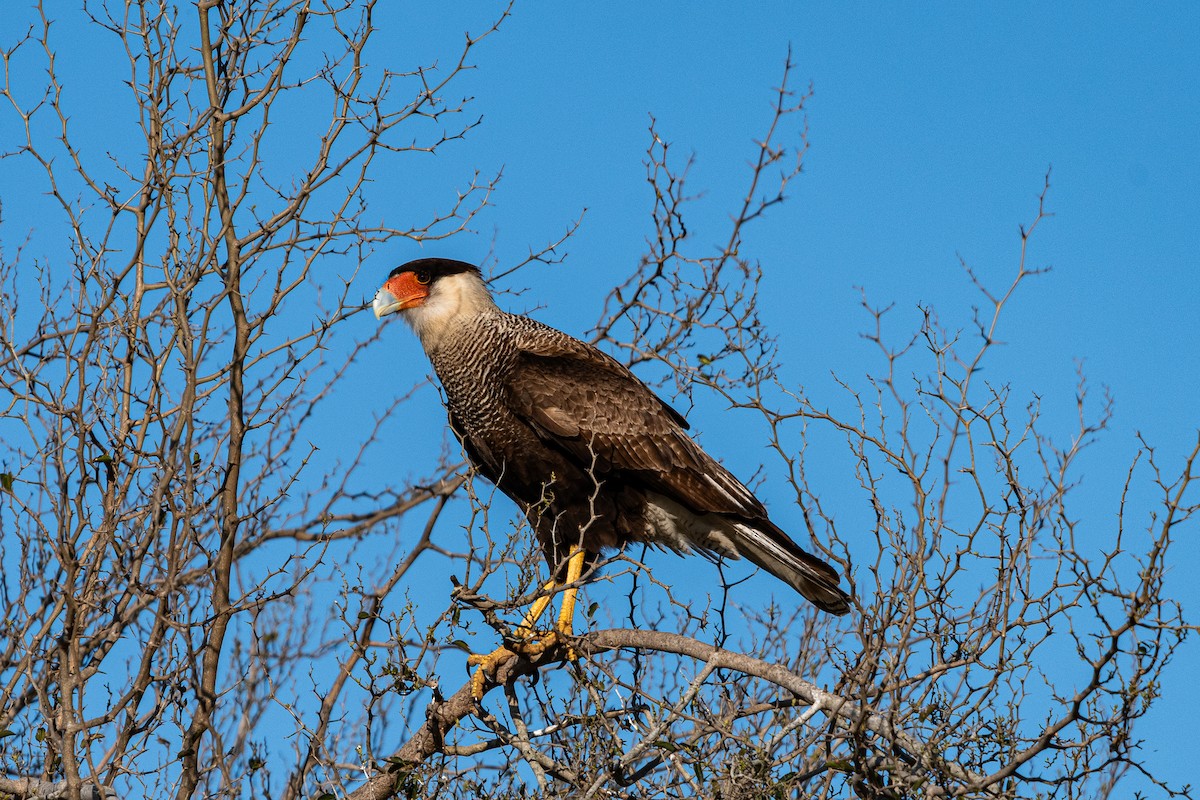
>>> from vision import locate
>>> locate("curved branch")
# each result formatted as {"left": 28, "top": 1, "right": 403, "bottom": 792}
{"left": 346, "top": 627, "right": 993, "bottom": 800}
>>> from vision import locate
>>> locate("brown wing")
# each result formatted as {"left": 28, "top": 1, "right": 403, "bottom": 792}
{"left": 502, "top": 324, "right": 769, "bottom": 521}
{"left": 502, "top": 319, "right": 852, "bottom": 614}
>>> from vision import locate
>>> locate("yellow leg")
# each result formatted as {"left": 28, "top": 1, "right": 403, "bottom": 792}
{"left": 514, "top": 577, "right": 558, "bottom": 636}
{"left": 467, "top": 545, "right": 587, "bottom": 699}
{"left": 468, "top": 580, "right": 554, "bottom": 699}
{"left": 554, "top": 545, "right": 587, "bottom": 637}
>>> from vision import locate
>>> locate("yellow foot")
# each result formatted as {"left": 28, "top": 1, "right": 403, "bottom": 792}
{"left": 466, "top": 628, "right": 579, "bottom": 699}
{"left": 467, "top": 645, "right": 518, "bottom": 700}
{"left": 514, "top": 626, "right": 575, "bottom": 661}
{"left": 466, "top": 545, "right": 588, "bottom": 700}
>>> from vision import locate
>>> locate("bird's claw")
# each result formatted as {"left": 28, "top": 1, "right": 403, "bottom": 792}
{"left": 516, "top": 626, "right": 578, "bottom": 662}
{"left": 467, "top": 647, "right": 515, "bottom": 700}
{"left": 466, "top": 626, "right": 578, "bottom": 700}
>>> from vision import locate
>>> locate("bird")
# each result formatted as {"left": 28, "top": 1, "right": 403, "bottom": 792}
{"left": 374, "top": 258, "right": 851, "bottom": 693}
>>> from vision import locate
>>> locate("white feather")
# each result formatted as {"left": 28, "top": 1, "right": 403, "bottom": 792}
{"left": 402, "top": 270, "right": 497, "bottom": 352}
{"left": 642, "top": 493, "right": 739, "bottom": 558}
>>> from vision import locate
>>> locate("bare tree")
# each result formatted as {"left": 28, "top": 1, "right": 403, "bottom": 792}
{"left": 0, "top": 2, "right": 506, "bottom": 797}
{"left": 1, "top": 5, "right": 1193, "bottom": 800}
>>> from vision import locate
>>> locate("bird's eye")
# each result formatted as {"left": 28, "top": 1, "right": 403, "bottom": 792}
{"left": 414, "top": 270, "right": 431, "bottom": 285}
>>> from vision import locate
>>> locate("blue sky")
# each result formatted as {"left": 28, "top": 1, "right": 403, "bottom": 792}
{"left": 373, "top": 3, "right": 1198, "bottom": 789}
{"left": 3, "top": 2, "right": 1197, "bottom": 793}
{"left": 387, "top": 3, "right": 1199, "bottom": 453}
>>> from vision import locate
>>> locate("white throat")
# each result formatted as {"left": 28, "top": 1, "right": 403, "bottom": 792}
{"left": 401, "top": 269, "right": 498, "bottom": 352}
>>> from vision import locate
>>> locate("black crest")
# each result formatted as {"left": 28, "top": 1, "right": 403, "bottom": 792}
{"left": 388, "top": 258, "right": 481, "bottom": 281}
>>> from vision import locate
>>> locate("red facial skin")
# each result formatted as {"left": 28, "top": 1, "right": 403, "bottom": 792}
{"left": 384, "top": 271, "right": 430, "bottom": 310}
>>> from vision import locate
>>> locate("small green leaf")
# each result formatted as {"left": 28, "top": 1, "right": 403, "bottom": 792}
{"left": 0, "top": 473, "right": 13, "bottom": 493}
{"left": 450, "top": 640, "right": 472, "bottom": 653}
{"left": 0, "top": 729, "right": 16, "bottom": 738}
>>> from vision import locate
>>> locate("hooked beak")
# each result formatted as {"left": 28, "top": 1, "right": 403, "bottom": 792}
{"left": 373, "top": 287, "right": 404, "bottom": 319}
{"left": 374, "top": 272, "right": 431, "bottom": 319}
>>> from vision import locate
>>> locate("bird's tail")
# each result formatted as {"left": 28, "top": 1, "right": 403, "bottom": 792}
{"left": 728, "top": 520, "right": 852, "bottom": 615}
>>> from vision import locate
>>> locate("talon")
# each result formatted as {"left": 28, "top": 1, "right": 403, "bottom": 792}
{"left": 467, "top": 646, "right": 518, "bottom": 700}
{"left": 464, "top": 546, "right": 588, "bottom": 700}
{"left": 513, "top": 628, "right": 562, "bottom": 661}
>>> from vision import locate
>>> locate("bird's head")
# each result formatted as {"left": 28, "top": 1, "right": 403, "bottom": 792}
{"left": 373, "top": 258, "right": 496, "bottom": 350}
